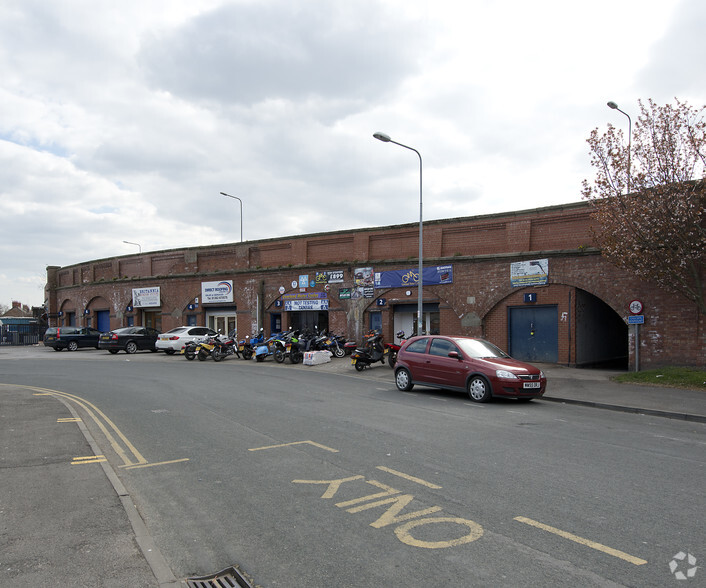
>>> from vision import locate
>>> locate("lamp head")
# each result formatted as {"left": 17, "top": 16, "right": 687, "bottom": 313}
{"left": 607, "top": 101, "right": 619, "bottom": 110}
{"left": 373, "top": 132, "right": 391, "bottom": 142}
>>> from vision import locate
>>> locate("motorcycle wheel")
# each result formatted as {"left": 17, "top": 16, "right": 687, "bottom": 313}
{"left": 388, "top": 352, "right": 397, "bottom": 369}
{"left": 274, "top": 349, "right": 286, "bottom": 363}
{"left": 290, "top": 349, "right": 302, "bottom": 364}
{"left": 212, "top": 349, "right": 225, "bottom": 362}
{"left": 333, "top": 346, "right": 345, "bottom": 358}
{"left": 185, "top": 349, "right": 195, "bottom": 360}
{"left": 197, "top": 349, "right": 209, "bottom": 361}
{"left": 256, "top": 354, "right": 265, "bottom": 362}
{"left": 242, "top": 349, "right": 253, "bottom": 360}
{"left": 354, "top": 361, "right": 367, "bottom": 372}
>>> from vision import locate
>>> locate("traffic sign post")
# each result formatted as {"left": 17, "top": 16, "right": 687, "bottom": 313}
{"left": 628, "top": 301, "right": 644, "bottom": 372}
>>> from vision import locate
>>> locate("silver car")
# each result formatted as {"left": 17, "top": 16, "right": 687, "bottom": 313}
{"left": 156, "top": 326, "right": 217, "bottom": 355}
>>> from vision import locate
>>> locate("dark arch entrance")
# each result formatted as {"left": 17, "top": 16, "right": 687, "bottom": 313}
{"left": 575, "top": 289, "right": 628, "bottom": 369}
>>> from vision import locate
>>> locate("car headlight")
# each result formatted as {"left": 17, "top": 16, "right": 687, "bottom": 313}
{"left": 496, "top": 369, "right": 519, "bottom": 380}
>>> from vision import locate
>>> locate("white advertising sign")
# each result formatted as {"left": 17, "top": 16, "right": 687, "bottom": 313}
{"left": 201, "top": 280, "right": 234, "bottom": 303}
{"left": 132, "top": 287, "right": 161, "bottom": 308}
{"left": 510, "top": 259, "right": 548, "bottom": 287}
{"left": 285, "top": 299, "right": 330, "bottom": 312}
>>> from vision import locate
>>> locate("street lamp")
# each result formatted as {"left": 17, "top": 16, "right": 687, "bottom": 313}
{"left": 373, "top": 131, "right": 424, "bottom": 336}
{"left": 220, "top": 192, "right": 243, "bottom": 242}
{"left": 123, "top": 240, "right": 141, "bottom": 253}
{"left": 607, "top": 101, "right": 632, "bottom": 194}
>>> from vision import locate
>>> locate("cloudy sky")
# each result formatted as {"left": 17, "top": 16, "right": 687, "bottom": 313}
{"left": 1, "top": 0, "right": 704, "bottom": 308}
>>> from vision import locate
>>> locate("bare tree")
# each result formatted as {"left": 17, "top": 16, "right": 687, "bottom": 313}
{"left": 582, "top": 99, "right": 706, "bottom": 315}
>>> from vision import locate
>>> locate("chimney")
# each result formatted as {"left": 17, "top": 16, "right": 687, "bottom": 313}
{"left": 12, "top": 301, "right": 21, "bottom": 308}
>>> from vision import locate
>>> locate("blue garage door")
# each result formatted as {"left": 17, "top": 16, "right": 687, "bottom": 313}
{"left": 96, "top": 310, "right": 110, "bottom": 333}
{"left": 508, "top": 305, "right": 558, "bottom": 363}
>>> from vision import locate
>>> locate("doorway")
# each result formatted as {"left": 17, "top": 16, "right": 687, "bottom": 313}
{"left": 508, "top": 305, "right": 558, "bottom": 363}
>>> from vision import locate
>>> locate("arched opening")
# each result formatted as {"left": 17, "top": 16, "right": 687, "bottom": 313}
{"left": 575, "top": 289, "right": 628, "bottom": 369}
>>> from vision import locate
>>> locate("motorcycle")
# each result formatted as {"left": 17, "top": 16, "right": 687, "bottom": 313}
{"left": 211, "top": 334, "right": 240, "bottom": 362}
{"left": 386, "top": 330, "right": 407, "bottom": 369}
{"left": 350, "top": 331, "right": 388, "bottom": 371}
{"left": 273, "top": 330, "right": 305, "bottom": 364}
{"left": 237, "top": 334, "right": 256, "bottom": 360}
{"left": 182, "top": 334, "right": 219, "bottom": 361}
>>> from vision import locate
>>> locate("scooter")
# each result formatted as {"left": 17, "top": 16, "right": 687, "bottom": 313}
{"left": 255, "top": 333, "right": 281, "bottom": 362}
{"left": 350, "top": 331, "right": 388, "bottom": 371}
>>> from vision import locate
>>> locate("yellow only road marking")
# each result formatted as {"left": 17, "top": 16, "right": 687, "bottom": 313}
{"left": 58, "top": 417, "right": 81, "bottom": 422}
{"left": 376, "top": 466, "right": 442, "bottom": 489}
{"left": 514, "top": 516, "right": 647, "bottom": 565}
{"left": 249, "top": 440, "right": 339, "bottom": 453}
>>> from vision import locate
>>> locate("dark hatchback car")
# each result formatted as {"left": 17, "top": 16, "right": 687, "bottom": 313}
{"left": 99, "top": 327, "right": 161, "bottom": 354}
{"left": 393, "top": 335, "right": 546, "bottom": 402}
{"left": 43, "top": 326, "right": 102, "bottom": 351}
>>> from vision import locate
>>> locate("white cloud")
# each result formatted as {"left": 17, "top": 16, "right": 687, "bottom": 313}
{"left": 0, "top": 0, "right": 701, "bottom": 307}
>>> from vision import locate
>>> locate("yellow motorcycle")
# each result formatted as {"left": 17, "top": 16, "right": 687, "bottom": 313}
{"left": 182, "top": 334, "right": 219, "bottom": 361}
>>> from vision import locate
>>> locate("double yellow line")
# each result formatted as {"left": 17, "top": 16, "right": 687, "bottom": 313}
{"left": 4, "top": 383, "right": 187, "bottom": 470}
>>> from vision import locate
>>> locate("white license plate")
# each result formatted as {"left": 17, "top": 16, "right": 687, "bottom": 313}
{"left": 523, "top": 382, "right": 541, "bottom": 389}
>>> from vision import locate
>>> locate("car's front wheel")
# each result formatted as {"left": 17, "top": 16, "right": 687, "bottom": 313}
{"left": 395, "top": 368, "right": 414, "bottom": 391}
{"left": 125, "top": 341, "right": 138, "bottom": 354}
{"left": 467, "top": 375, "right": 491, "bottom": 403}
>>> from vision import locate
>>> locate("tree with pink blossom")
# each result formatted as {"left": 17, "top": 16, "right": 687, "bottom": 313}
{"left": 582, "top": 99, "right": 706, "bottom": 315}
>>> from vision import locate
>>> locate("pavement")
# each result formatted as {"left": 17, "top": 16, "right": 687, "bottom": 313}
{"left": 0, "top": 346, "right": 704, "bottom": 587}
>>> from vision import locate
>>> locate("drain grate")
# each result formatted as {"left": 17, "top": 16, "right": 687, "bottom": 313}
{"left": 186, "top": 565, "right": 255, "bottom": 588}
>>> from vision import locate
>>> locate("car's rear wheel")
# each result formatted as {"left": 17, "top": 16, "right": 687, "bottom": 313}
{"left": 125, "top": 341, "right": 138, "bottom": 354}
{"left": 467, "top": 375, "right": 491, "bottom": 402}
{"left": 67, "top": 341, "right": 78, "bottom": 352}
{"left": 53, "top": 347, "right": 62, "bottom": 352}
{"left": 109, "top": 350, "right": 119, "bottom": 355}
{"left": 395, "top": 368, "right": 414, "bottom": 391}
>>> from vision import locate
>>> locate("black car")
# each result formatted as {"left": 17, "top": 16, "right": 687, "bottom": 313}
{"left": 43, "top": 326, "right": 102, "bottom": 351}
{"left": 99, "top": 327, "right": 161, "bottom": 354}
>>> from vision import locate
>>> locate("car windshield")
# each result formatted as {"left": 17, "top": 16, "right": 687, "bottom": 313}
{"left": 456, "top": 338, "right": 510, "bottom": 359}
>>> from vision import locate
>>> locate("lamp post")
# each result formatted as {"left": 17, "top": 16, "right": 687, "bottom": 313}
{"left": 220, "top": 192, "right": 243, "bottom": 242}
{"left": 373, "top": 132, "right": 424, "bottom": 336}
{"left": 607, "top": 101, "right": 632, "bottom": 194}
{"left": 607, "top": 101, "right": 639, "bottom": 372}
{"left": 123, "top": 240, "right": 141, "bottom": 253}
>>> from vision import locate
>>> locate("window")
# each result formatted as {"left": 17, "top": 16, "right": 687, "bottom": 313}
{"left": 429, "top": 338, "right": 458, "bottom": 357}
{"left": 405, "top": 338, "right": 429, "bottom": 353}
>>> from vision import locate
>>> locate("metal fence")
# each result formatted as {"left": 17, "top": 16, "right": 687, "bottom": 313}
{"left": 0, "top": 323, "right": 43, "bottom": 346}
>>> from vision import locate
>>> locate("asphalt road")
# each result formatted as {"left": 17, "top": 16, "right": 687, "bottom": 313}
{"left": 2, "top": 347, "right": 705, "bottom": 587}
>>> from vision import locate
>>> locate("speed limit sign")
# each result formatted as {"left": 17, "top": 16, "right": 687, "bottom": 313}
{"left": 629, "top": 299, "right": 643, "bottom": 315}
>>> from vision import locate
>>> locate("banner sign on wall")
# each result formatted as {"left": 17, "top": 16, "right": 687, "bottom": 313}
{"left": 374, "top": 265, "right": 454, "bottom": 288}
{"left": 285, "top": 299, "right": 330, "bottom": 311}
{"left": 282, "top": 292, "right": 327, "bottom": 301}
{"left": 132, "top": 287, "right": 160, "bottom": 308}
{"left": 315, "top": 270, "right": 344, "bottom": 284}
{"left": 510, "top": 259, "right": 548, "bottom": 287}
{"left": 201, "top": 280, "right": 234, "bottom": 303}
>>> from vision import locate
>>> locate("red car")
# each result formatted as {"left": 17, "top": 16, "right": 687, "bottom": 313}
{"left": 393, "top": 335, "right": 546, "bottom": 402}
